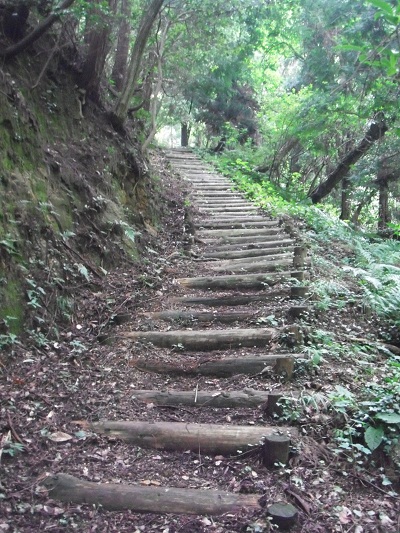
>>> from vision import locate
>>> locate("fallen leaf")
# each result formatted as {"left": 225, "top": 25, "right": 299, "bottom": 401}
{"left": 48, "top": 432, "right": 73, "bottom": 443}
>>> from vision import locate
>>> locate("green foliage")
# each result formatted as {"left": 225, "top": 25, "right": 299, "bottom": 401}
{"left": 330, "top": 363, "right": 400, "bottom": 458}
{"left": 344, "top": 240, "right": 400, "bottom": 325}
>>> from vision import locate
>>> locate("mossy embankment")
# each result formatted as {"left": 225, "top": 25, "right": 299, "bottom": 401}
{"left": 0, "top": 56, "right": 164, "bottom": 341}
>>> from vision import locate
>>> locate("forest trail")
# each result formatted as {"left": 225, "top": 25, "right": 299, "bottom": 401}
{"left": 44, "top": 149, "right": 309, "bottom": 528}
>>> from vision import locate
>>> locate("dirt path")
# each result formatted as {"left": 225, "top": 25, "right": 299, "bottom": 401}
{"left": 42, "top": 149, "right": 309, "bottom": 527}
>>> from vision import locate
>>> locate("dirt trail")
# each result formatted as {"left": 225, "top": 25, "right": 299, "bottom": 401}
{"left": 41, "top": 148, "right": 309, "bottom": 528}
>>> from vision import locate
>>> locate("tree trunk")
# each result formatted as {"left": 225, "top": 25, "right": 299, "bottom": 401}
{"left": 377, "top": 174, "right": 390, "bottom": 233}
{"left": 112, "top": 0, "right": 165, "bottom": 127}
{"left": 351, "top": 191, "right": 376, "bottom": 225}
{"left": 0, "top": 0, "right": 75, "bottom": 59}
{"left": 79, "top": 0, "right": 117, "bottom": 102}
{"left": 41, "top": 473, "right": 262, "bottom": 515}
{"left": 142, "top": 19, "right": 170, "bottom": 152}
{"left": 309, "top": 120, "right": 388, "bottom": 204}
{"left": 110, "top": 0, "right": 131, "bottom": 91}
{"left": 181, "top": 122, "right": 190, "bottom": 146}
{"left": 77, "top": 420, "right": 298, "bottom": 455}
{"left": 340, "top": 177, "right": 352, "bottom": 220}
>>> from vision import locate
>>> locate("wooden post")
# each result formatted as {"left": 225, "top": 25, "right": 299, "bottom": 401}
{"left": 293, "top": 246, "right": 307, "bottom": 269}
{"left": 290, "top": 286, "right": 308, "bottom": 299}
{"left": 267, "top": 502, "right": 298, "bottom": 530}
{"left": 264, "top": 392, "right": 285, "bottom": 417}
{"left": 282, "top": 325, "right": 303, "bottom": 347}
{"left": 263, "top": 435, "right": 290, "bottom": 468}
{"left": 288, "top": 306, "right": 310, "bottom": 319}
{"left": 290, "top": 271, "right": 305, "bottom": 282}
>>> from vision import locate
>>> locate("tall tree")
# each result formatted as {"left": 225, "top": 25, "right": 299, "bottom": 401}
{"left": 79, "top": 0, "right": 118, "bottom": 102}
{"left": 112, "top": 0, "right": 165, "bottom": 128}
{"left": 111, "top": 0, "right": 131, "bottom": 91}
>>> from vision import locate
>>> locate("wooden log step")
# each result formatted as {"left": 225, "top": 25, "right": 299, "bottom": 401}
{"left": 198, "top": 207, "right": 258, "bottom": 213}
{"left": 201, "top": 246, "right": 294, "bottom": 260}
{"left": 41, "top": 473, "right": 263, "bottom": 515}
{"left": 191, "top": 191, "right": 243, "bottom": 198}
{"left": 195, "top": 215, "right": 267, "bottom": 221}
{"left": 131, "top": 388, "right": 276, "bottom": 408}
{"left": 190, "top": 186, "right": 235, "bottom": 191}
{"left": 192, "top": 196, "right": 245, "bottom": 203}
{"left": 188, "top": 178, "right": 231, "bottom": 183}
{"left": 195, "top": 202, "right": 252, "bottom": 208}
{"left": 142, "top": 310, "right": 257, "bottom": 323}
{"left": 167, "top": 156, "right": 198, "bottom": 161}
{"left": 205, "top": 258, "right": 294, "bottom": 273}
{"left": 77, "top": 420, "right": 298, "bottom": 455}
{"left": 202, "top": 234, "right": 289, "bottom": 245}
{"left": 185, "top": 172, "right": 229, "bottom": 177}
{"left": 205, "top": 239, "right": 294, "bottom": 252}
{"left": 206, "top": 252, "right": 293, "bottom": 265}
{"left": 197, "top": 227, "right": 282, "bottom": 238}
{"left": 133, "top": 353, "right": 296, "bottom": 379}
{"left": 178, "top": 272, "right": 303, "bottom": 290}
{"left": 121, "top": 327, "right": 275, "bottom": 350}
{"left": 194, "top": 197, "right": 248, "bottom": 202}
{"left": 196, "top": 221, "right": 279, "bottom": 229}
{"left": 174, "top": 163, "right": 213, "bottom": 166}
{"left": 171, "top": 290, "right": 289, "bottom": 307}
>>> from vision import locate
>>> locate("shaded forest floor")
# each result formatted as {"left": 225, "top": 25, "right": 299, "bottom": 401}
{"left": 1, "top": 151, "right": 399, "bottom": 533}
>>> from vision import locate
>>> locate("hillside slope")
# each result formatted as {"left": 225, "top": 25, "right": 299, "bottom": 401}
{"left": 0, "top": 53, "right": 174, "bottom": 343}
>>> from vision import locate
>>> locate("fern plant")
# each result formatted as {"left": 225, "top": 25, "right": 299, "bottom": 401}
{"left": 345, "top": 240, "right": 400, "bottom": 325}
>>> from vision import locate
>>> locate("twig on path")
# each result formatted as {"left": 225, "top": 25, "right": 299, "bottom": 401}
{"left": 7, "top": 412, "right": 24, "bottom": 445}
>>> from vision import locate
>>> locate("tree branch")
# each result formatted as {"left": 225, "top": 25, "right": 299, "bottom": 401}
{"left": 0, "top": 0, "right": 75, "bottom": 59}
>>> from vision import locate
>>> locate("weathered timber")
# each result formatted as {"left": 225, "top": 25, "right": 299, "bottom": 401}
{"left": 206, "top": 258, "right": 294, "bottom": 273}
{"left": 197, "top": 227, "right": 282, "bottom": 238}
{"left": 171, "top": 291, "right": 289, "bottom": 307}
{"left": 203, "top": 252, "right": 293, "bottom": 265}
{"left": 267, "top": 503, "right": 299, "bottom": 530}
{"left": 142, "top": 310, "right": 257, "bottom": 323}
{"left": 202, "top": 234, "right": 289, "bottom": 245}
{"left": 198, "top": 208, "right": 258, "bottom": 214}
{"left": 131, "top": 388, "right": 273, "bottom": 408}
{"left": 194, "top": 196, "right": 249, "bottom": 201}
{"left": 195, "top": 201, "right": 250, "bottom": 207}
{"left": 196, "top": 221, "right": 276, "bottom": 229}
{"left": 293, "top": 246, "right": 308, "bottom": 268}
{"left": 133, "top": 354, "right": 296, "bottom": 379}
{"left": 288, "top": 306, "right": 311, "bottom": 319}
{"left": 178, "top": 271, "right": 303, "bottom": 290}
{"left": 41, "top": 473, "right": 261, "bottom": 515}
{"left": 191, "top": 192, "right": 245, "bottom": 198}
{"left": 188, "top": 185, "right": 234, "bottom": 191}
{"left": 290, "top": 286, "right": 308, "bottom": 299}
{"left": 264, "top": 392, "right": 287, "bottom": 417}
{"left": 205, "top": 239, "right": 294, "bottom": 252}
{"left": 121, "top": 328, "right": 275, "bottom": 350}
{"left": 201, "top": 247, "right": 294, "bottom": 260}
{"left": 78, "top": 420, "right": 297, "bottom": 454}
{"left": 263, "top": 435, "right": 291, "bottom": 467}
